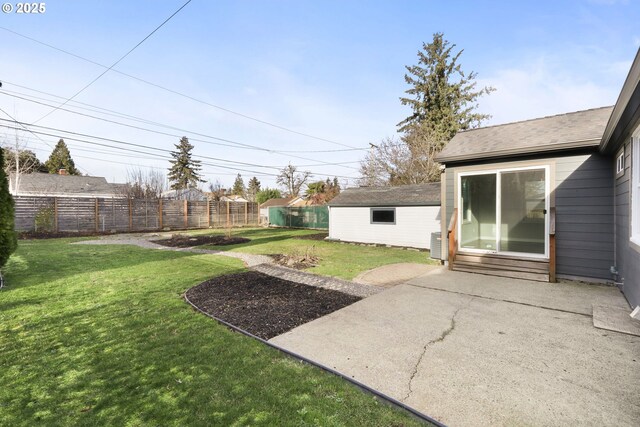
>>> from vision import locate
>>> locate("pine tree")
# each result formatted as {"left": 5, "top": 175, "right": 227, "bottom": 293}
{"left": 246, "top": 176, "right": 261, "bottom": 202}
{"left": 231, "top": 174, "right": 246, "bottom": 196}
{"left": 167, "top": 136, "right": 205, "bottom": 190}
{"left": 0, "top": 147, "right": 17, "bottom": 270}
{"left": 399, "top": 33, "right": 494, "bottom": 139}
{"left": 395, "top": 33, "right": 494, "bottom": 181}
{"left": 44, "top": 139, "right": 79, "bottom": 175}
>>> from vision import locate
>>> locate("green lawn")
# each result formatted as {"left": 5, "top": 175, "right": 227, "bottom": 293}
{"left": 0, "top": 238, "right": 425, "bottom": 426}
{"left": 202, "top": 227, "right": 437, "bottom": 280}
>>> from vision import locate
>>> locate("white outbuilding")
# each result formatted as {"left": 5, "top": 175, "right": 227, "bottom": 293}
{"left": 327, "top": 183, "right": 441, "bottom": 250}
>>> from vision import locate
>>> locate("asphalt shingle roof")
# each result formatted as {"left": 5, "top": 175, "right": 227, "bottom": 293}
{"left": 329, "top": 183, "right": 441, "bottom": 207}
{"left": 10, "top": 173, "right": 122, "bottom": 197}
{"left": 259, "top": 197, "right": 294, "bottom": 208}
{"left": 436, "top": 106, "right": 614, "bottom": 163}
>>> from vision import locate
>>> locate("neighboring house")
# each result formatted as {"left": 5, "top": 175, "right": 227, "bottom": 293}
{"left": 259, "top": 197, "right": 293, "bottom": 224}
{"left": 9, "top": 171, "right": 125, "bottom": 198}
{"left": 285, "top": 196, "right": 307, "bottom": 207}
{"left": 436, "top": 48, "right": 640, "bottom": 310}
{"left": 327, "top": 183, "right": 441, "bottom": 250}
{"left": 220, "top": 195, "right": 249, "bottom": 203}
{"left": 161, "top": 188, "right": 206, "bottom": 201}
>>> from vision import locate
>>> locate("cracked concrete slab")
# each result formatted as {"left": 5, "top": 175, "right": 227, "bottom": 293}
{"left": 270, "top": 272, "right": 640, "bottom": 426}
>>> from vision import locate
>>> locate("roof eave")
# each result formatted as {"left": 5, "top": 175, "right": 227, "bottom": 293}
{"left": 600, "top": 48, "right": 640, "bottom": 152}
{"left": 436, "top": 138, "right": 601, "bottom": 164}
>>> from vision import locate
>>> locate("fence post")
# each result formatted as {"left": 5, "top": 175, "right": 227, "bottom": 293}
{"left": 53, "top": 197, "right": 59, "bottom": 232}
{"left": 95, "top": 198, "right": 99, "bottom": 233}
{"left": 158, "top": 199, "right": 163, "bottom": 230}
{"left": 206, "top": 200, "right": 211, "bottom": 228}
{"left": 226, "top": 201, "right": 230, "bottom": 227}
{"left": 129, "top": 198, "right": 133, "bottom": 231}
{"left": 184, "top": 200, "right": 188, "bottom": 229}
{"left": 244, "top": 202, "right": 248, "bottom": 225}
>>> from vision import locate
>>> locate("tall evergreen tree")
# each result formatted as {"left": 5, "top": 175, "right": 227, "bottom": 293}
{"left": 44, "top": 139, "right": 79, "bottom": 175}
{"left": 167, "top": 136, "right": 205, "bottom": 190}
{"left": 247, "top": 176, "right": 261, "bottom": 202}
{"left": 231, "top": 174, "right": 246, "bottom": 196}
{"left": 393, "top": 33, "right": 494, "bottom": 182}
{"left": 0, "top": 147, "right": 17, "bottom": 271}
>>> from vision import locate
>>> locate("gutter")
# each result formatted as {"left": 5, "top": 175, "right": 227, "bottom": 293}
{"left": 435, "top": 138, "right": 601, "bottom": 164}
{"left": 183, "top": 292, "right": 446, "bottom": 427}
{"left": 600, "top": 48, "right": 640, "bottom": 153}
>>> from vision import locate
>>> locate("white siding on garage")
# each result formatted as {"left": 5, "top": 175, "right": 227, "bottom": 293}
{"left": 329, "top": 206, "right": 441, "bottom": 249}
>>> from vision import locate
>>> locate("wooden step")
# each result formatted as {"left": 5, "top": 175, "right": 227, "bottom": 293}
{"left": 455, "top": 253, "right": 549, "bottom": 272}
{"left": 453, "top": 261, "right": 548, "bottom": 274}
{"left": 452, "top": 265, "right": 550, "bottom": 282}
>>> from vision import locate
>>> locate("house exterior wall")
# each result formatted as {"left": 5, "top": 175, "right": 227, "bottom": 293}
{"left": 614, "top": 136, "right": 640, "bottom": 307}
{"left": 442, "top": 152, "right": 614, "bottom": 280}
{"left": 329, "top": 206, "right": 441, "bottom": 250}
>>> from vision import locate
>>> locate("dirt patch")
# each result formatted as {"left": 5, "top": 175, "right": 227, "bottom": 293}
{"left": 154, "top": 234, "right": 250, "bottom": 248}
{"left": 18, "top": 231, "right": 116, "bottom": 240}
{"left": 186, "top": 271, "right": 361, "bottom": 339}
{"left": 294, "top": 233, "right": 328, "bottom": 241}
{"left": 354, "top": 263, "right": 441, "bottom": 288}
{"left": 269, "top": 251, "right": 319, "bottom": 270}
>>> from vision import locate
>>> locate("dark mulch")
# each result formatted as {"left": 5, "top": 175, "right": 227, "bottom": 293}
{"left": 18, "top": 231, "right": 116, "bottom": 239}
{"left": 295, "top": 233, "right": 329, "bottom": 241}
{"left": 186, "top": 271, "right": 361, "bottom": 339}
{"left": 154, "top": 234, "right": 250, "bottom": 248}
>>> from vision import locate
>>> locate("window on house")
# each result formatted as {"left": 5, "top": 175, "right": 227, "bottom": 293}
{"left": 633, "top": 136, "right": 640, "bottom": 245}
{"left": 616, "top": 149, "right": 625, "bottom": 177}
{"left": 371, "top": 208, "right": 395, "bottom": 224}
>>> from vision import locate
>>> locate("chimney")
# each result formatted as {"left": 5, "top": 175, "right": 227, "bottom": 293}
{"left": 58, "top": 169, "right": 67, "bottom": 176}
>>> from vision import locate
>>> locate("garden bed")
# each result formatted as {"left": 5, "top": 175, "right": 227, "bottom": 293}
{"left": 186, "top": 271, "right": 361, "bottom": 339}
{"left": 154, "top": 234, "right": 250, "bottom": 247}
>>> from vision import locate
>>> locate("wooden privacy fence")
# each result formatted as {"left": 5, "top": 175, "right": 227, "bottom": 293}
{"left": 14, "top": 196, "right": 259, "bottom": 233}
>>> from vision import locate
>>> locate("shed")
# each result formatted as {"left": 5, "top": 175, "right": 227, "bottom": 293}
{"left": 327, "top": 183, "right": 441, "bottom": 250}
{"left": 259, "top": 197, "right": 293, "bottom": 224}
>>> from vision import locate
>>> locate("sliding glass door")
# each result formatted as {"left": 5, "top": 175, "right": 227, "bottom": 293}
{"left": 458, "top": 167, "right": 548, "bottom": 257}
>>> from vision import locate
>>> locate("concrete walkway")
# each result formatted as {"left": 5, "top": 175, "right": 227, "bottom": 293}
{"left": 74, "top": 234, "right": 379, "bottom": 298}
{"left": 271, "top": 267, "right": 640, "bottom": 427}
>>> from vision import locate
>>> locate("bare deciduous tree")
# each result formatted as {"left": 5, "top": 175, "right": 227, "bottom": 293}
{"left": 120, "top": 168, "right": 167, "bottom": 199}
{"left": 1, "top": 131, "right": 46, "bottom": 194}
{"left": 276, "top": 163, "right": 311, "bottom": 197}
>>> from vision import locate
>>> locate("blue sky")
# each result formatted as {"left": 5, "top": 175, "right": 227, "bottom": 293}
{"left": 1, "top": 0, "right": 639, "bottom": 188}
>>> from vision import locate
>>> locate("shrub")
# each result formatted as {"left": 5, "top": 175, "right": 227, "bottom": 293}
{"left": 0, "top": 148, "right": 17, "bottom": 269}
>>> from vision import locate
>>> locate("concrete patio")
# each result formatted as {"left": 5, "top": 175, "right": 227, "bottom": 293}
{"left": 270, "top": 266, "right": 640, "bottom": 426}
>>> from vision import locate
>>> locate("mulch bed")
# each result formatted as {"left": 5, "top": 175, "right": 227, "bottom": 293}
{"left": 294, "top": 233, "right": 329, "bottom": 241}
{"left": 185, "top": 271, "right": 361, "bottom": 339}
{"left": 154, "top": 234, "right": 250, "bottom": 248}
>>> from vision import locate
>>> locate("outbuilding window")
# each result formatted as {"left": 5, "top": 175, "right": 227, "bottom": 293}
{"left": 371, "top": 208, "right": 395, "bottom": 224}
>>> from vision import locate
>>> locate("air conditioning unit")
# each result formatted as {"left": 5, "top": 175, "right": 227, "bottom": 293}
{"left": 430, "top": 232, "right": 442, "bottom": 260}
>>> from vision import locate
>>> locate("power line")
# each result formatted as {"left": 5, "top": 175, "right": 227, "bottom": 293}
{"left": 0, "top": 118, "right": 359, "bottom": 170}
{"left": 0, "top": 123, "right": 359, "bottom": 180}
{"left": 1, "top": 25, "right": 361, "bottom": 149}
{"left": 0, "top": 107, "right": 91, "bottom": 175}
{"left": 32, "top": 0, "right": 193, "bottom": 124}
{"left": 0, "top": 89, "right": 362, "bottom": 171}
{"left": 3, "top": 82, "right": 368, "bottom": 154}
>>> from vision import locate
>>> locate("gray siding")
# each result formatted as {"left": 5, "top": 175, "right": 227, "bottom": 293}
{"left": 443, "top": 153, "right": 614, "bottom": 280}
{"left": 614, "top": 138, "right": 640, "bottom": 307}
{"left": 555, "top": 154, "right": 613, "bottom": 279}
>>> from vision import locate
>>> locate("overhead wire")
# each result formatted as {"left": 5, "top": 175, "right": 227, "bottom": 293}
{"left": 32, "top": 0, "right": 193, "bottom": 124}
{"left": 0, "top": 89, "right": 362, "bottom": 171}
{"left": 0, "top": 123, "right": 359, "bottom": 180}
{"left": 2, "top": 81, "right": 368, "bottom": 154}
{"left": 0, "top": 25, "right": 362, "bottom": 149}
